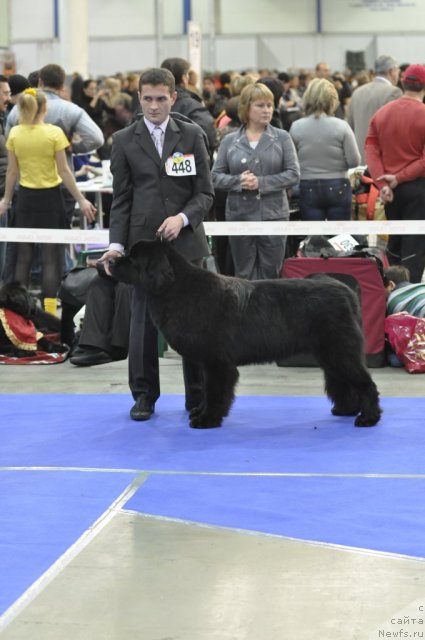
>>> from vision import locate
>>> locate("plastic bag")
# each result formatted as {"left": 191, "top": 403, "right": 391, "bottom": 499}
{"left": 385, "top": 313, "right": 425, "bottom": 373}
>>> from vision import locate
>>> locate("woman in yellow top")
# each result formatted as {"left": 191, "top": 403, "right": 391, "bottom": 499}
{"left": 0, "top": 88, "right": 96, "bottom": 314}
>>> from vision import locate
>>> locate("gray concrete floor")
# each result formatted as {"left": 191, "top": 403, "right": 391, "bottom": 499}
{"left": 2, "top": 348, "right": 425, "bottom": 397}
{"left": 1, "top": 354, "right": 424, "bottom": 639}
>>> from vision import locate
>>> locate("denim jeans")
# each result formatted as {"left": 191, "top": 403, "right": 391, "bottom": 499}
{"left": 299, "top": 178, "right": 352, "bottom": 221}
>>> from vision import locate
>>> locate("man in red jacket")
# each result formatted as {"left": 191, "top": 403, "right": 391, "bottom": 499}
{"left": 365, "top": 64, "right": 425, "bottom": 283}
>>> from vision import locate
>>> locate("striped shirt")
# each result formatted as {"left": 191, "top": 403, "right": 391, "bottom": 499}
{"left": 387, "top": 282, "right": 425, "bottom": 318}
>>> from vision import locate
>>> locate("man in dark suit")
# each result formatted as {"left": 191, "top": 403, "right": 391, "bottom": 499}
{"left": 99, "top": 68, "right": 214, "bottom": 422}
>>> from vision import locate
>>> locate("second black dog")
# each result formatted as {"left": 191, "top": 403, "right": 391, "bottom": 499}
{"left": 0, "top": 281, "right": 66, "bottom": 357}
{"left": 112, "top": 240, "right": 382, "bottom": 429}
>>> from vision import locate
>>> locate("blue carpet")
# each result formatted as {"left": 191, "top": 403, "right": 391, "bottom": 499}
{"left": 125, "top": 474, "right": 425, "bottom": 558}
{"left": 1, "top": 394, "right": 425, "bottom": 474}
{"left": 0, "top": 470, "right": 137, "bottom": 615}
{"left": 1, "top": 393, "right": 424, "bottom": 617}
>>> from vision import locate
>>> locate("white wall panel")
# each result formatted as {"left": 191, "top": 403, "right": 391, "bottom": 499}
{"left": 12, "top": 41, "right": 60, "bottom": 74}
{"left": 88, "top": 0, "right": 155, "bottom": 38}
{"left": 218, "top": 0, "right": 316, "bottom": 34}
{"left": 322, "top": 0, "right": 425, "bottom": 33}
{"left": 11, "top": 0, "right": 54, "bottom": 41}
{"left": 7, "top": 0, "right": 425, "bottom": 77}
{"left": 376, "top": 34, "right": 425, "bottom": 65}
{"left": 213, "top": 37, "right": 258, "bottom": 71}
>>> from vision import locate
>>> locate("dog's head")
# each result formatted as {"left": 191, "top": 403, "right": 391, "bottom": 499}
{"left": 111, "top": 240, "right": 175, "bottom": 294}
{"left": 0, "top": 281, "right": 37, "bottom": 318}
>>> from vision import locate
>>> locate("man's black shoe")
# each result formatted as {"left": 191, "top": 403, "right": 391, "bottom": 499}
{"left": 70, "top": 346, "right": 113, "bottom": 366}
{"left": 130, "top": 397, "right": 155, "bottom": 421}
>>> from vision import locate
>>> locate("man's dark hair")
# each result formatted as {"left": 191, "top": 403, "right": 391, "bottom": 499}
{"left": 139, "top": 67, "right": 175, "bottom": 94}
{"left": 39, "top": 64, "right": 66, "bottom": 90}
{"left": 402, "top": 80, "right": 425, "bottom": 92}
{"left": 161, "top": 58, "right": 190, "bottom": 86}
{"left": 27, "top": 70, "right": 40, "bottom": 88}
{"left": 0, "top": 74, "right": 9, "bottom": 84}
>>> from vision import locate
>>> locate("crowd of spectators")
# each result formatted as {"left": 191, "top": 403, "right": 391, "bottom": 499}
{"left": 1, "top": 57, "right": 424, "bottom": 372}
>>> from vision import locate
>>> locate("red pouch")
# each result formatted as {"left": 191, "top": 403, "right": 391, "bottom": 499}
{"left": 385, "top": 313, "right": 425, "bottom": 374}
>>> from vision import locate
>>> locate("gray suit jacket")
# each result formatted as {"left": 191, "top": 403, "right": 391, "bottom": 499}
{"left": 212, "top": 124, "right": 299, "bottom": 221}
{"left": 109, "top": 116, "right": 213, "bottom": 261}
{"left": 347, "top": 79, "right": 402, "bottom": 163}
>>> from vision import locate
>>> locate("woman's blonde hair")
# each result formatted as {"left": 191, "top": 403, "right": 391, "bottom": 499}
{"left": 238, "top": 83, "right": 274, "bottom": 125}
{"left": 302, "top": 78, "right": 339, "bottom": 117}
{"left": 18, "top": 89, "right": 47, "bottom": 125}
{"left": 103, "top": 77, "right": 121, "bottom": 93}
{"left": 230, "top": 73, "right": 256, "bottom": 97}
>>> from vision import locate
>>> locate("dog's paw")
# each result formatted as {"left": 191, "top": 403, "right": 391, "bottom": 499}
{"left": 332, "top": 405, "right": 358, "bottom": 417}
{"left": 189, "top": 412, "right": 223, "bottom": 429}
{"left": 55, "top": 343, "right": 70, "bottom": 354}
{"left": 354, "top": 412, "right": 381, "bottom": 427}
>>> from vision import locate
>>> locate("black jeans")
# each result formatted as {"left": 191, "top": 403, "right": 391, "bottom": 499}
{"left": 385, "top": 178, "right": 425, "bottom": 283}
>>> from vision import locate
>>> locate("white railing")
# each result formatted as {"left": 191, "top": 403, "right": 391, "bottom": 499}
{"left": 1, "top": 220, "right": 425, "bottom": 244}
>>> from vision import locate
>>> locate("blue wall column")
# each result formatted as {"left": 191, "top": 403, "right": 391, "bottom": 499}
{"left": 183, "top": 0, "right": 191, "bottom": 34}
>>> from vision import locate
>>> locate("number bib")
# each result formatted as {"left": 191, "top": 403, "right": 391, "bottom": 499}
{"left": 165, "top": 152, "right": 197, "bottom": 177}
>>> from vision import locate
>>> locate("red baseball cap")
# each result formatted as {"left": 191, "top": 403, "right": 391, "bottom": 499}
{"left": 402, "top": 64, "right": 425, "bottom": 85}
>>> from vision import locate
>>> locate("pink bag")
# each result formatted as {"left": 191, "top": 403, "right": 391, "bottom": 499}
{"left": 385, "top": 313, "right": 425, "bottom": 374}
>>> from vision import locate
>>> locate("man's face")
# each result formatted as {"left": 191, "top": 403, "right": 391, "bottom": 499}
{"left": 316, "top": 64, "right": 331, "bottom": 79}
{"left": 139, "top": 83, "right": 176, "bottom": 124}
{"left": 389, "top": 66, "right": 400, "bottom": 86}
{"left": 0, "top": 81, "right": 11, "bottom": 112}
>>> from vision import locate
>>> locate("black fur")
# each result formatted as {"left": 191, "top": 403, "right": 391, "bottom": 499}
{"left": 0, "top": 281, "right": 66, "bottom": 356}
{"left": 112, "top": 240, "right": 382, "bottom": 429}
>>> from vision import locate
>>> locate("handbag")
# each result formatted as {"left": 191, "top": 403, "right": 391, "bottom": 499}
{"left": 385, "top": 313, "right": 425, "bottom": 374}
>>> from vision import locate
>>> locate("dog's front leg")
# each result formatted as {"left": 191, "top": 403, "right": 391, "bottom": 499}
{"left": 189, "top": 362, "right": 239, "bottom": 429}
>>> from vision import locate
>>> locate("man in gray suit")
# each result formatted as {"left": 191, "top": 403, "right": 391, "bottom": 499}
{"left": 347, "top": 55, "right": 402, "bottom": 163}
{"left": 99, "top": 68, "right": 214, "bottom": 422}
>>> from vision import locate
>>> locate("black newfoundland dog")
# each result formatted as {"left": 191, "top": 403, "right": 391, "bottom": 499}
{"left": 111, "top": 240, "right": 382, "bottom": 429}
{"left": 0, "top": 281, "right": 65, "bottom": 357}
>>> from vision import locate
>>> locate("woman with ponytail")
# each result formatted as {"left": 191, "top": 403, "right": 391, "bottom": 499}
{"left": 0, "top": 88, "right": 96, "bottom": 315}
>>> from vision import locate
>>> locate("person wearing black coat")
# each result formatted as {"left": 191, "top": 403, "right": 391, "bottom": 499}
{"left": 161, "top": 57, "right": 216, "bottom": 154}
{"left": 98, "top": 67, "right": 214, "bottom": 422}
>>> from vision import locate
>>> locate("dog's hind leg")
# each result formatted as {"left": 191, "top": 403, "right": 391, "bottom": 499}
{"left": 313, "top": 312, "right": 382, "bottom": 427}
{"left": 325, "top": 371, "right": 360, "bottom": 417}
{"left": 318, "top": 353, "right": 382, "bottom": 427}
{"left": 190, "top": 362, "right": 239, "bottom": 429}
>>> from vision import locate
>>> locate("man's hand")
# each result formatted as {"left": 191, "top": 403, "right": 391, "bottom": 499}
{"left": 240, "top": 170, "right": 259, "bottom": 190}
{"left": 157, "top": 215, "right": 184, "bottom": 241}
{"left": 378, "top": 173, "right": 398, "bottom": 189}
{"left": 97, "top": 249, "right": 123, "bottom": 276}
{"left": 379, "top": 185, "right": 394, "bottom": 203}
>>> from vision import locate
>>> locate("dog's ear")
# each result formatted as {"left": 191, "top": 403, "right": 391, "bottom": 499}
{"left": 110, "top": 255, "right": 141, "bottom": 286}
{"left": 0, "top": 281, "right": 34, "bottom": 317}
{"left": 0, "top": 281, "right": 14, "bottom": 307}
{"left": 145, "top": 252, "right": 175, "bottom": 294}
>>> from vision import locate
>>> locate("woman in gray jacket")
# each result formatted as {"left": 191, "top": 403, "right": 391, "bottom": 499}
{"left": 212, "top": 83, "right": 300, "bottom": 280}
